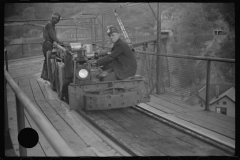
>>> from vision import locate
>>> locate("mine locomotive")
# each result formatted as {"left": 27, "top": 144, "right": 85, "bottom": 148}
{"left": 46, "top": 42, "right": 150, "bottom": 111}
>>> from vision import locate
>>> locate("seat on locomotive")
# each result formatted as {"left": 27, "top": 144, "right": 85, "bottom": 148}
{"left": 97, "top": 70, "right": 143, "bottom": 81}
{"left": 126, "top": 74, "right": 143, "bottom": 80}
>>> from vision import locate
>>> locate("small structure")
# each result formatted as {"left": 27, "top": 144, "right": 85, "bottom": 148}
{"left": 209, "top": 87, "right": 235, "bottom": 117}
{"left": 185, "top": 84, "right": 235, "bottom": 117}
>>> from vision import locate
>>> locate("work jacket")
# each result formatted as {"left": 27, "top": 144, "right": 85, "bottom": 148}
{"left": 42, "top": 22, "right": 60, "bottom": 55}
{"left": 97, "top": 38, "right": 137, "bottom": 79}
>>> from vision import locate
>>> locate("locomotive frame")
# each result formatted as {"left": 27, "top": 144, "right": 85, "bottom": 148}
{"left": 45, "top": 43, "right": 150, "bottom": 111}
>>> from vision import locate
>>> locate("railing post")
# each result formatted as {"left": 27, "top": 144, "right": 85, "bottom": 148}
{"left": 95, "top": 17, "right": 97, "bottom": 43}
{"left": 102, "top": 13, "right": 105, "bottom": 47}
{"left": 4, "top": 75, "right": 9, "bottom": 137}
{"left": 15, "top": 95, "right": 27, "bottom": 156}
{"left": 156, "top": 3, "right": 163, "bottom": 94}
{"left": 4, "top": 49, "right": 9, "bottom": 138}
{"left": 205, "top": 60, "right": 211, "bottom": 111}
{"left": 76, "top": 26, "right": 78, "bottom": 42}
{"left": 5, "top": 49, "right": 8, "bottom": 71}
{"left": 22, "top": 43, "right": 24, "bottom": 58}
{"left": 91, "top": 18, "right": 93, "bottom": 44}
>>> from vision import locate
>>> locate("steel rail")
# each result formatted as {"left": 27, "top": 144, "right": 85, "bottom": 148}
{"left": 4, "top": 70, "right": 78, "bottom": 156}
{"left": 133, "top": 105, "right": 235, "bottom": 152}
{"left": 72, "top": 110, "right": 138, "bottom": 156}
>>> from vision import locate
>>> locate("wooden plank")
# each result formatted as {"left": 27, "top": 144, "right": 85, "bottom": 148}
{"left": 9, "top": 68, "right": 42, "bottom": 79}
{"left": 102, "top": 109, "right": 197, "bottom": 156}
{"left": 18, "top": 79, "right": 58, "bottom": 156}
{"left": 137, "top": 103, "right": 235, "bottom": 149}
{"left": 148, "top": 99, "right": 235, "bottom": 132}
{"left": 18, "top": 79, "right": 46, "bottom": 156}
{"left": 9, "top": 63, "right": 42, "bottom": 72}
{"left": 37, "top": 79, "right": 120, "bottom": 157}
{"left": 183, "top": 111, "right": 235, "bottom": 132}
{"left": 29, "top": 79, "right": 96, "bottom": 156}
{"left": 198, "top": 110, "right": 235, "bottom": 124}
{"left": 24, "top": 105, "right": 58, "bottom": 156}
{"left": 84, "top": 110, "right": 163, "bottom": 156}
{"left": 150, "top": 95, "right": 191, "bottom": 112}
{"left": 155, "top": 94, "right": 235, "bottom": 124}
{"left": 24, "top": 114, "right": 46, "bottom": 156}
{"left": 119, "top": 107, "right": 231, "bottom": 156}
{"left": 12, "top": 72, "right": 41, "bottom": 81}
{"left": 7, "top": 84, "right": 45, "bottom": 156}
{"left": 9, "top": 61, "right": 43, "bottom": 70}
{"left": 146, "top": 101, "right": 176, "bottom": 114}
{"left": 172, "top": 112, "right": 235, "bottom": 139}
{"left": 154, "top": 94, "right": 204, "bottom": 111}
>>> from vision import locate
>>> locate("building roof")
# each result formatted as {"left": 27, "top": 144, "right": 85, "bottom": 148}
{"left": 210, "top": 87, "right": 235, "bottom": 104}
{"left": 186, "top": 84, "right": 234, "bottom": 102}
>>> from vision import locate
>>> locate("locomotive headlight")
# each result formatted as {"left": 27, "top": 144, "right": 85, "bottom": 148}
{"left": 76, "top": 68, "right": 89, "bottom": 79}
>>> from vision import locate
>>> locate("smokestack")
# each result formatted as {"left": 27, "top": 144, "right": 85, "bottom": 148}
{"left": 216, "top": 85, "right": 219, "bottom": 98}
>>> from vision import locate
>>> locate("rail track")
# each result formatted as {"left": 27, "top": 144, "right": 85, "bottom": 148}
{"left": 74, "top": 105, "right": 234, "bottom": 156}
{"left": 5, "top": 51, "right": 234, "bottom": 156}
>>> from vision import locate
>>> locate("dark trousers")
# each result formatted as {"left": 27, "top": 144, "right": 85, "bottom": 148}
{"left": 101, "top": 62, "right": 120, "bottom": 81}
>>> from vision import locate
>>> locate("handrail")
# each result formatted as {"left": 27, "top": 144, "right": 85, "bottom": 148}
{"left": 96, "top": 44, "right": 235, "bottom": 63}
{"left": 135, "top": 51, "right": 235, "bottom": 63}
{"left": 97, "top": 44, "right": 235, "bottom": 111}
{"left": 4, "top": 69, "right": 78, "bottom": 156}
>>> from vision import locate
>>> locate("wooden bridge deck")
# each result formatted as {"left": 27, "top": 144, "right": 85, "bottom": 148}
{"left": 6, "top": 56, "right": 235, "bottom": 156}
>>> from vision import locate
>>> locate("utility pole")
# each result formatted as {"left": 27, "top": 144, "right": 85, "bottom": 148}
{"left": 156, "top": 3, "right": 163, "bottom": 94}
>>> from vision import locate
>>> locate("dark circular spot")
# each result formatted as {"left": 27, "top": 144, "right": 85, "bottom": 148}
{"left": 18, "top": 128, "right": 39, "bottom": 148}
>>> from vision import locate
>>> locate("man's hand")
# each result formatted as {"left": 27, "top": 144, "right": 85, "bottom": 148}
{"left": 89, "top": 59, "right": 97, "bottom": 66}
{"left": 58, "top": 41, "right": 64, "bottom": 46}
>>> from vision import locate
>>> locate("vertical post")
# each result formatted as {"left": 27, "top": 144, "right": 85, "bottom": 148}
{"left": 205, "top": 60, "right": 211, "bottom": 111}
{"left": 102, "top": 13, "right": 105, "bottom": 47}
{"left": 94, "top": 17, "right": 97, "bottom": 43}
{"left": 15, "top": 95, "right": 27, "bottom": 156}
{"left": 76, "top": 26, "right": 78, "bottom": 42}
{"left": 4, "top": 73, "right": 9, "bottom": 137}
{"left": 5, "top": 49, "right": 8, "bottom": 71}
{"left": 73, "top": 60, "right": 76, "bottom": 84}
{"left": 91, "top": 18, "right": 93, "bottom": 44}
{"left": 156, "top": 3, "right": 162, "bottom": 94}
{"left": 22, "top": 43, "right": 24, "bottom": 58}
{"left": 4, "top": 49, "right": 9, "bottom": 137}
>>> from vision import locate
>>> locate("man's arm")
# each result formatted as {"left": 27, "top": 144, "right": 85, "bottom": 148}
{"left": 96, "top": 43, "right": 123, "bottom": 66}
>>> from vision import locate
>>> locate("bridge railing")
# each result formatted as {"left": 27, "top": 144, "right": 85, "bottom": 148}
{"left": 4, "top": 49, "right": 78, "bottom": 156}
{"left": 135, "top": 49, "right": 235, "bottom": 111}
{"left": 96, "top": 44, "right": 235, "bottom": 112}
{"left": 4, "top": 35, "right": 155, "bottom": 60}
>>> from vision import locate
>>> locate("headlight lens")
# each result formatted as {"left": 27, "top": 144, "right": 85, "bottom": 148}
{"left": 78, "top": 69, "right": 89, "bottom": 79}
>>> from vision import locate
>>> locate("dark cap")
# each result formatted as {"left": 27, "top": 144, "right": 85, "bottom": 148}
{"left": 106, "top": 25, "right": 119, "bottom": 36}
{"left": 52, "top": 12, "right": 62, "bottom": 19}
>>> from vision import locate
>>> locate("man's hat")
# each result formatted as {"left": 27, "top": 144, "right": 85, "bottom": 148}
{"left": 106, "top": 25, "right": 119, "bottom": 36}
{"left": 52, "top": 12, "right": 62, "bottom": 19}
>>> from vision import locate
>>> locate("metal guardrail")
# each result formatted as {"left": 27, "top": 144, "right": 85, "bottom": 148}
{"left": 97, "top": 44, "right": 235, "bottom": 111}
{"left": 136, "top": 52, "right": 235, "bottom": 111}
{"left": 4, "top": 35, "right": 156, "bottom": 60}
{"left": 4, "top": 50, "right": 78, "bottom": 156}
